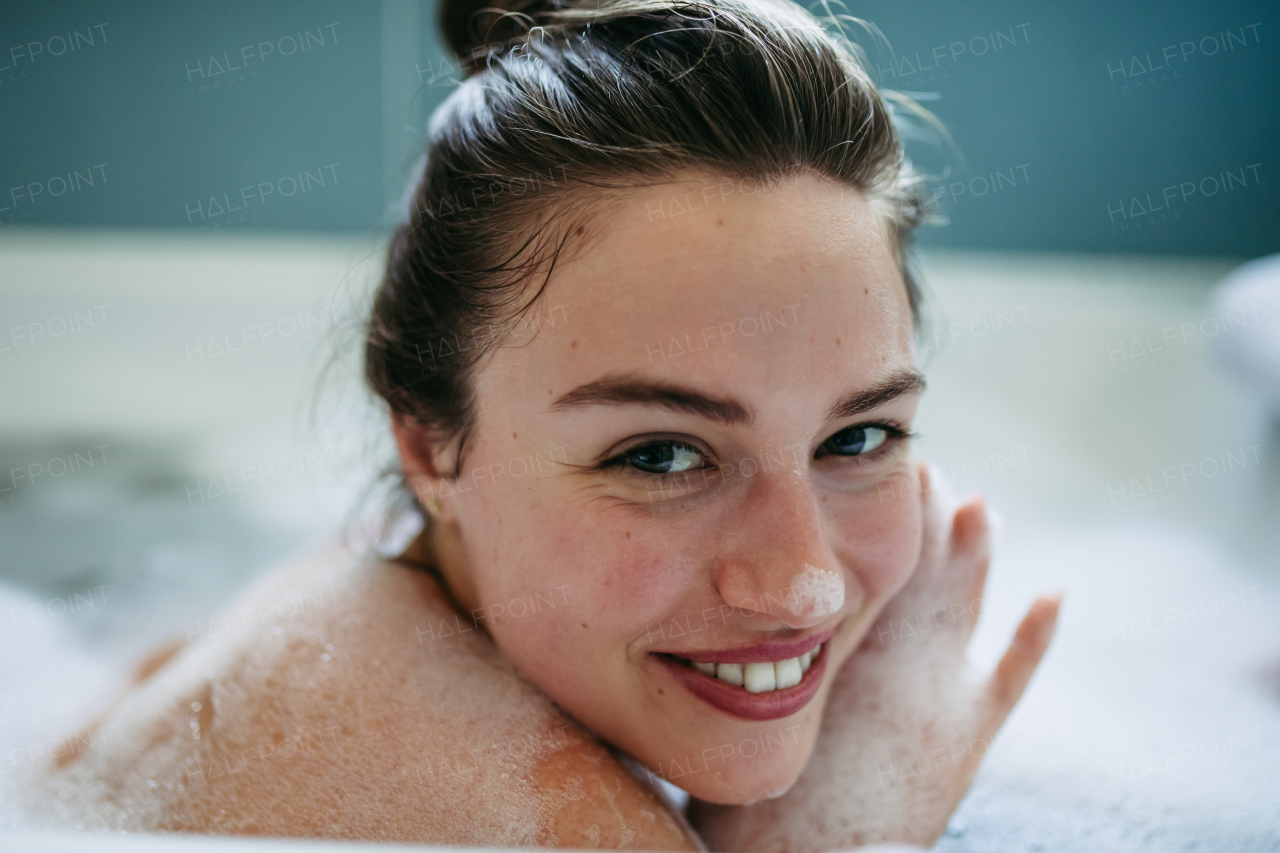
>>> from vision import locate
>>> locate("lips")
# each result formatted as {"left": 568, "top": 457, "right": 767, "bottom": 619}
{"left": 648, "top": 631, "right": 832, "bottom": 721}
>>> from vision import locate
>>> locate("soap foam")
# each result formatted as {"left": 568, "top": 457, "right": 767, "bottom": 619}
{"left": 787, "top": 564, "right": 845, "bottom": 618}
{"left": 16, "top": 548, "right": 688, "bottom": 847}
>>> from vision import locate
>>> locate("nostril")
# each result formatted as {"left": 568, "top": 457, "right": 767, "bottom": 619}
{"left": 787, "top": 563, "right": 845, "bottom": 618}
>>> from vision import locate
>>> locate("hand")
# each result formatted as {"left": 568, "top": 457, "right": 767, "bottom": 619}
{"left": 690, "top": 461, "right": 1061, "bottom": 851}
{"left": 825, "top": 460, "right": 1062, "bottom": 846}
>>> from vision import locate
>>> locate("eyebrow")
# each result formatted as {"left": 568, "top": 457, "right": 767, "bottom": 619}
{"left": 549, "top": 374, "right": 753, "bottom": 426}
{"left": 547, "top": 369, "right": 926, "bottom": 426}
{"left": 826, "top": 369, "right": 926, "bottom": 421}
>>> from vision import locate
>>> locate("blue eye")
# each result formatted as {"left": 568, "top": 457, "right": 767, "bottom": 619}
{"left": 624, "top": 441, "right": 705, "bottom": 475}
{"left": 820, "top": 426, "right": 888, "bottom": 457}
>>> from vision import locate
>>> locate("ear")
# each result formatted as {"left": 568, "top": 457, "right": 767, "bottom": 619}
{"left": 391, "top": 415, "right": 460, "bottom": 524}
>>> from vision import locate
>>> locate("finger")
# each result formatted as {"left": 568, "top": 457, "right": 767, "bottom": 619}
{"left": 915, "top": 462, "right": 956, "bottom": 576}
{"left": 921, "top": 462, "right": 960, "bottom": 526}
{"left": 917, "top": 461, "right": 943, "bottom": 553}
{"left": 980, "top": 592, "right": 1062, "bottom": 740}
{"left": 950, "top": 494, "right": 991, "bottom": 612}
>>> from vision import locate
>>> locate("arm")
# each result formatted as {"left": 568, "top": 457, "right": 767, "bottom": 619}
{"left": 534, "top": 735, "right": 704, "bottom": 849}
{"left": 690, "top": 462, "right": 1061, "bottom": 851}
{"left": 38, "top": 551, "right": 701, "bottom": 849}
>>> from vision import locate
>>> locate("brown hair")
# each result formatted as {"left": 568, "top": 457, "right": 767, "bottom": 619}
{"left": 366, "top": 0, "right": 930, "bottom": 493}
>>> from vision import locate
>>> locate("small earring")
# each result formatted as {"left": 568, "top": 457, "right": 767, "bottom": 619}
{"left": 426, "top": 496, "right": 442, "bottom": 515}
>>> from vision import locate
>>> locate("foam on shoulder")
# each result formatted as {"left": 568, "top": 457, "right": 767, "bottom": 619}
{"left": 25, "top": 547, "right": 691, "bottom": 847}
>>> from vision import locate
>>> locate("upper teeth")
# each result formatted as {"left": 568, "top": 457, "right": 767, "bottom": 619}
{"left": 688, "top": 645, "right": 820, "bottom": 693}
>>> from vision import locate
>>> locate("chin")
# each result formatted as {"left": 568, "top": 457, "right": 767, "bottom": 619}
{"left": 679, "top": 758, "right": 807, "bottom": 805}
{"left": 645, "top": 722, "right": 816, "bottom": 805}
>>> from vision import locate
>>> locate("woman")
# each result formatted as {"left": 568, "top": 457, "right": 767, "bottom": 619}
{"left": 30, "top": 0, "right": 1060, "bottom": 848}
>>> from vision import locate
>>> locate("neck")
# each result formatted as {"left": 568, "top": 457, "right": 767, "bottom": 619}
{"left": 401, "top": 519, "right": 480, "bottom": 621}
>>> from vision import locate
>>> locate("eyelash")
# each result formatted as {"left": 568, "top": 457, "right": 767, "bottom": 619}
{"left": 815, "top": 420, "right": 917, "bottom": 460}
{"left": 598, "top": 420, "right": 917, "bottom": 480}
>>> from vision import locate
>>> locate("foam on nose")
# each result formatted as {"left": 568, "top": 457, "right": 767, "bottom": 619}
{"left": 787, "top": 563, "right": 845, "bottom": 618}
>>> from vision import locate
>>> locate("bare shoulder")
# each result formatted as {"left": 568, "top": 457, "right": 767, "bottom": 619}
{"left": 35, "top": 545, "right": 698, "bottom": 849}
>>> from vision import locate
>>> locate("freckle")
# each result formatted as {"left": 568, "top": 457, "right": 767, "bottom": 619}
{"left": 581, "top": 623, "right": 588, "bottom": 629}
{"left": 513, "top": 432, "right": 518, "bottom": 438}
{"left": 625, "top": 531, "right": 631, "bottom": 538}
{"left": 571, "top": 340, "right": 578, "bottom": 348}
{"left": 717, "top": 218, "right": 724, "bottom": 226}
{"left": 836, "top": 338, "right": 841, "bottom": 346}
{"left": 864, "top": 287, "right": 869, "bottom": 295}
{"left": 576, "top": 225, "right": 584, "bottom": 235}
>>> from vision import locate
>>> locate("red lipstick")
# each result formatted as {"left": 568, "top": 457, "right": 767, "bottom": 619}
{"left": 648, "top": 643, "right": 829, "bottom": 721}
{"left": 671, "top": 628, "right": 833, "bottom": 664}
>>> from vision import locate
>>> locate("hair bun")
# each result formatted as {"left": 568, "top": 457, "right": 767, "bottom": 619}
{"left": 438, "top": 0, "right": 561, "bottom": 70}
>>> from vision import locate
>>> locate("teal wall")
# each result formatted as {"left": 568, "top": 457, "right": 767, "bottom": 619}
{"left": 2, "top": 0, "right": 1277, "bottom": 256}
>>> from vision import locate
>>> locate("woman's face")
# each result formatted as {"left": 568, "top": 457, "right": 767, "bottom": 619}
{"left": 407, "top": 172, "right": 924, "bottom": 804}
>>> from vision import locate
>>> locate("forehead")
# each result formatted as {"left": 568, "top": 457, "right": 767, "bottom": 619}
{"left": 481, "top": 173, "right": 916, "bottom": 397}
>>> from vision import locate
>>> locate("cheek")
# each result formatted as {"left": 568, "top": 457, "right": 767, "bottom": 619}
{"left": 831, "top": 482, "right": 923, "bottom": 606}
{"left": 474, "top": 495, "right": 698, "bottom": 654}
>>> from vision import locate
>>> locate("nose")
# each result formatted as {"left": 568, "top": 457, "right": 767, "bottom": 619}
{"left": 712, "top": 472, "right": 863, "bottom": 629}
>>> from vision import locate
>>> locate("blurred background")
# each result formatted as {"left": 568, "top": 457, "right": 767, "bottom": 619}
{"left": 2, "top": 0, "right": 1278, "bottom": 253}
{"left": 1, "top": 1, "right": 1278, "bottom": 851}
